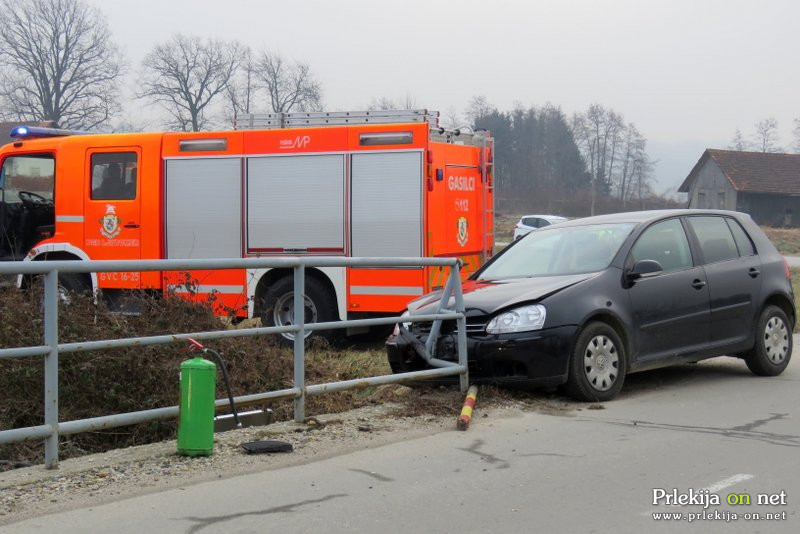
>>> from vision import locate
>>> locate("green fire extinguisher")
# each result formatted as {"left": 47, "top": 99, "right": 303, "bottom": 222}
{"left": 177, "top": 338, "right": 242, "bottom": 457}
{"left": 177, "top": 351, "right": 216, "bottom": 456}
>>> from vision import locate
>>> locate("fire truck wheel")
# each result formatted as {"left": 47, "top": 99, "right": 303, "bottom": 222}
{"left": 261, "top": 276, "right": 338, "bottom": 343}
{"left": 57, "top": 273, "right": 92, "bottom": 300}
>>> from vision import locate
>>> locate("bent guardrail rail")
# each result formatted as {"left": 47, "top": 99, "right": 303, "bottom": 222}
{"left": 0, "top": 256, "right": 468, "bottom": 469}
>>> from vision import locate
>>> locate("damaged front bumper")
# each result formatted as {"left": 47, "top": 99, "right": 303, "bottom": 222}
{"left": 386, "top": 325, "right": 577, "bottom": 388}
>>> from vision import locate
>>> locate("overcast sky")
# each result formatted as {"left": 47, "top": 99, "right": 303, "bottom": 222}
{"left": 87, "top": 0, "right": 799, "bottom": 192}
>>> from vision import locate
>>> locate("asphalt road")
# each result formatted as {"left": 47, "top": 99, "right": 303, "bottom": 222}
{"left": 7, "top": 340, "right": 800, "bottom": 534}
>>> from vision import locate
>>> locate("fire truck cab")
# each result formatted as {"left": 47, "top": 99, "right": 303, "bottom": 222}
{"left": 0, "top": 111, "right": 494, "bottom": 339}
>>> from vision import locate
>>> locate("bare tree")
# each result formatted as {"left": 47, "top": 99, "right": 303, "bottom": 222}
{"left": 109, "top": 114, "right": 154, "bottom": 133}
{"left": 368, "top": 94, "right": 420, "bottom": 111}
{"left": 632, "top": 152, "right": 655, "bottom": 209}
{"left": 753, "top": 117, "right": 782, "bottom": 153}
{"left": 572, "top": 104, "right": 624, "bottom": 215}
{"left": 793, "top": 118, "right": 800, "bottom": 153}
{"left": 256, "top": 51, "right": 322, "bottom": 113}
{"left": 465, "top": 95, "right": 495, "bottom": 125}
{"left": 617, "top": 124, "right": 647, "bottom": 207}
{"left": 442, "top": 106, "right": 462, "bottom": 130}
{"left": 223, "top": 47, "right": 258, "bottom": 126}
{"left": 139, "top": 35, "right": 242, "bottom": 132}
{"left": 728, "top": 128, "right": 750, "bottom": 151}
{"left": 398, "top": 94, "right": 419, "bottom": 111}
{"left": 368, "top": 96, "right": 398, "bottom": 111}
{"left": 0, "top": 0, "right": 124, "bottom": 130}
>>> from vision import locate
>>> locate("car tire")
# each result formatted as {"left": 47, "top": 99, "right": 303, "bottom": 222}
{"left": 565, "top": 322, "right": 627, "bottom": 402}
{"left": 260, "top": 276, "right": 338, "bottom": 345}
{"left": 744, "top": 305, "right": 792, "bottom": 376}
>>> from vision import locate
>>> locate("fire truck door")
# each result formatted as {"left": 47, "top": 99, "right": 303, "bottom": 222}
{"left": 83, "top": 149, "right": 142, "bottom": 288}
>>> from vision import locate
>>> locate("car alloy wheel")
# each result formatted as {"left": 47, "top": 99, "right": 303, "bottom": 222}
{"left": 584, "top": 335, "right": 619, "bottom": 392}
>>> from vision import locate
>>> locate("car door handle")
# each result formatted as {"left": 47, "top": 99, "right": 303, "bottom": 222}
{"left": 123, "top": 223, "right": 140, "bottom": 229}
{"left": 748, "top": 268, "right": 760, "bottom": 278}
{"left": 692, "top": 279, "right": 706, "bottom": 289}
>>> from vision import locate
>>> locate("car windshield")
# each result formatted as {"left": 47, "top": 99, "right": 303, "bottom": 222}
{"left": 478, "top": 222, "right": 636, "bottom": 279}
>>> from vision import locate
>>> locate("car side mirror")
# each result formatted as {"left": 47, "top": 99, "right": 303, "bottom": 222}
{"left": 626, "top": 259, "right": 663, "bottom": 281}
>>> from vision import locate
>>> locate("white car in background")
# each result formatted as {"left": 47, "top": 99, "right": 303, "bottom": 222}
{"left": 513, "top": 214, "right": 568, "bottom": 240}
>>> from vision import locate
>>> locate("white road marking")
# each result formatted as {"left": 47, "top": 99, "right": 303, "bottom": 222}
{"left": 703, "top": 474, "right": 754, "bottom": 493}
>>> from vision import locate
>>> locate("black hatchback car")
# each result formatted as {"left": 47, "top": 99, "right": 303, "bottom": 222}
{"left": 387, "top": 210, "right": 795, "bottom": 401}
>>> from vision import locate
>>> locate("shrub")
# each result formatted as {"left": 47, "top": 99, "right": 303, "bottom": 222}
{"left": 0, "top": 287, "right": 389, "bottom": 466}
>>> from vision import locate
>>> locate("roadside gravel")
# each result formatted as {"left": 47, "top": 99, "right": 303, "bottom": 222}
{"left": 0, "top": 402, "right": 450, "bottom": 525}
{"left": 0, "top": 388, "right": 582, "bottom": 527}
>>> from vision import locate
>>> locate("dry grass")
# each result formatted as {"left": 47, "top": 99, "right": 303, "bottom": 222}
{"left": 762, "top": 227, "right": 800, "bottom": 256}
{"left": 0, "top": 288, "right": 439, "bottom": 466}
{"left": 494, "top": 213, "right": 520, "bottom": 242}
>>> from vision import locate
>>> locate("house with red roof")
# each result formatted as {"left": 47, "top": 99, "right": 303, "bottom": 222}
{"left": 679, "top": 149, "right": 800, "bottom": 226}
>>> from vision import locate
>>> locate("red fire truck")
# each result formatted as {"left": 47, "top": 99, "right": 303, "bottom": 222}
{"left": 0, "top": 110, "right": 494, "bottom": 338}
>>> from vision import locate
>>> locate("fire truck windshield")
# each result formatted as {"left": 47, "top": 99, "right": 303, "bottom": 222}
{"left": 0, "top": 154, "right": 55, "bottom": 203}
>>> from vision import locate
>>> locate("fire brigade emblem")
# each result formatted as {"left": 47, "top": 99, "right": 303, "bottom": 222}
{"left": 100, "top": 204, "right": 122, "bottom": 239}
{"left": 457, "top": 216, "right": 468, "bottom": 247}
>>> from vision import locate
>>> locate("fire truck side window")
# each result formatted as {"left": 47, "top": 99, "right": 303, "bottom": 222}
{"left": 91, "top": 152, "right": 137, "bottom": 200}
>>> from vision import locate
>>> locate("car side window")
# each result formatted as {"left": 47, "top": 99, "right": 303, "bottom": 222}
{"left": 687, "top": 216, "right": 739, "bottom": 264}
{"left": 630, "top": 219, "right": 693, "bottom": 273}
{"left": 539, "top": 219, "right": 551, "bottom": 228}
{"left": 726, "top": 218, "right": 755, "bottom": 256}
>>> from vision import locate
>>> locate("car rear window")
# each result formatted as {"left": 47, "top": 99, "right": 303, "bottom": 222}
{"left": 726, "top": 218, "right": 755, "bottom": 256}
{"left": 687, "top": 216, "right": 739, "bottom": 264}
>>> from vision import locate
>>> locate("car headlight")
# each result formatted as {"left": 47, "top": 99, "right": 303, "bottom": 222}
{"left": 486, "top": 304, "right": 546, "bottom": 334}
{"left": 393, "top": 310, "right": 412, "bottom": 336}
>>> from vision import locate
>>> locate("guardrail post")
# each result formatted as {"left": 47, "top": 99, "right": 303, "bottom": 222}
{"left": 293, "top": 264, "right": 306, "bottom": 423}
{"left": 43, "top": 270, "right": 60, "bottom": 468}
{"left": 450, "top": 263, "right": 469, "bottom": 392}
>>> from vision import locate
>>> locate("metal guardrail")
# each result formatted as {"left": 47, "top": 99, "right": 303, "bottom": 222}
{"left": 0, "top": 257, "right": 468, "bottom": 469}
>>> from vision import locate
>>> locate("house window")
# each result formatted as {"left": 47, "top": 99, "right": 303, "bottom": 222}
{"left": 697, "top": 192, "right": 706, "bottom": 208}
{"left": 718, "top": 192, "right": 725, "bottom": 209}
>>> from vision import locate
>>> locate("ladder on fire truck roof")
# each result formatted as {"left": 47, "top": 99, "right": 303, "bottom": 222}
{"left": 234, "top": 109, "right": 491, "bottom": 147}
{"left": 234, "top": 109, "right": 440, "bottom": 130}
{"left": 479, "top": 134, "right": 495, "bottom": 264}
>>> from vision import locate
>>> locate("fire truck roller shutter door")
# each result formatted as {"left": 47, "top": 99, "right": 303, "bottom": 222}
{"left": 247, "top": 155, "right": 345, "bottom": 252}
{"left": 163, "top": 158, "right": 247, "bottom": 315}
{"left": 351, "top": 151, "right": 422, "bottom": 257}
{"left": 165, "top": 158, "right": 242, "bottom": 259}
{"left": 348, "top": 151, "right": 424, "bottom": 311}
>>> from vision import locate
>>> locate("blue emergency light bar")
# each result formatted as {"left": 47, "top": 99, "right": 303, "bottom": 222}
{"left": 9, "top": 125, "right": 88, "bottom": 139}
